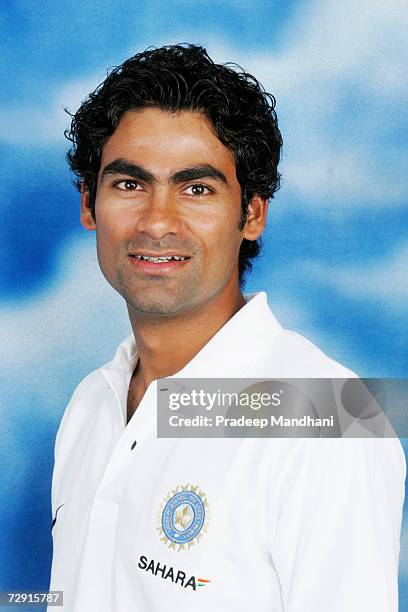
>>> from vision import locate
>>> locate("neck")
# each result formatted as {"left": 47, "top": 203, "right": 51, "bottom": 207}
{"left": 127, "top": 285, "right": 246, "bottom": 390}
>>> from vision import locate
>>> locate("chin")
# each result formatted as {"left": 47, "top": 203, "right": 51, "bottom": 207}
{"left": 126, "top": 294, "right": 192, "bottom": 317}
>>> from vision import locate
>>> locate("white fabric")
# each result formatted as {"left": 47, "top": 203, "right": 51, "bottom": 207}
{"left": 49, "top": 292, "right": 406, "bottom": 611}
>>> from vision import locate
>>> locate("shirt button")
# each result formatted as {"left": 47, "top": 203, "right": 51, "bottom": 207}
{"left": 131, "top": 440, "right": 137, "bottom": 450}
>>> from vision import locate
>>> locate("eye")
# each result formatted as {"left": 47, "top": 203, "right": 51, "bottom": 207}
{"left": 184, "top": 183, "right": 212, "bottom": 196}
{"left": 114, "top": 179, "right": 142, "bottom": 191}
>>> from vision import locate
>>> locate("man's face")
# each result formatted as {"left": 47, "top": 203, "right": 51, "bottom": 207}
{"left": 81, "top": 108, "right": 266, "bottom": 316}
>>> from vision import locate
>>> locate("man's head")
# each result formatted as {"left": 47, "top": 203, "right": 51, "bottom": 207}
{"left": 66, "top": 44, "right": 282, "bottom": 315}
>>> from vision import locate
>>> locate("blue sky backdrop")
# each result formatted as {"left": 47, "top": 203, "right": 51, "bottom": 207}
{"left": 1, "top": 0, "right": 407, "bottom": 609}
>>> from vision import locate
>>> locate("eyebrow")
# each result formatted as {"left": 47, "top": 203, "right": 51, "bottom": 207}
{"left": 100, "top": 159, "right": 228, "bottom": 186}
{"left": 172, "top": 165, "right": 227, "bottom": 185}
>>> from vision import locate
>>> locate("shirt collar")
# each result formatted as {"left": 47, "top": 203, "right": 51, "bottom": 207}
{"left": 101, "top": 291, "right": 281, "bottom": 391}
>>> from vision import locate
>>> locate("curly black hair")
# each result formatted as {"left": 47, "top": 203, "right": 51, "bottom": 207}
{"left": 65, "top": 44, "right": 282, "bottom": 286}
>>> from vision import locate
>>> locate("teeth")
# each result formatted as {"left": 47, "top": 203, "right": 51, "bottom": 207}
{"left": 134, "top": 255, "right": 187, "bottom": 262}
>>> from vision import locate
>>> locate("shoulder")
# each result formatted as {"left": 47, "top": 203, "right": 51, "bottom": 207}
{"left": 64, "top": 365, "right": 109, "bottom": 414}
{"left": 54, "top": 364, "right": 110, "bottom": 459}
{"left": 253, "top": 294, "right": 356, "bottom": 378}
{"left": 264, "top": 325, "right": 357, "bottom": 378}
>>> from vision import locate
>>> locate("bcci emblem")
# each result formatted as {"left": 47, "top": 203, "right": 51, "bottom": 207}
{"left": 157, "top": 484, "right": 210, "bottom": 551}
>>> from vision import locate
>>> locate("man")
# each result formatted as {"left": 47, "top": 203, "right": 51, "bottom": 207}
{"left": 49, "top": 45, "right": 405, "bottom": 611}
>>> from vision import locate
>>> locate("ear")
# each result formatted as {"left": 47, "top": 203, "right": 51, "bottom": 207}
{"left": 80, "top": 190, "right": 96, "bottom": 231}
{"left": 242, "top": 195, "right": 268, "bottom": 241}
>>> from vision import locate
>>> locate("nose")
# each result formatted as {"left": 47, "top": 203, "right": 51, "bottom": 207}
{"left": 134, "top": 187, "right": 181, "bottom": 239}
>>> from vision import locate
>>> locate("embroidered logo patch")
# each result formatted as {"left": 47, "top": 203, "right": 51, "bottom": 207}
{"left": 157, "top": 484, "right": 210, "bottom": 551}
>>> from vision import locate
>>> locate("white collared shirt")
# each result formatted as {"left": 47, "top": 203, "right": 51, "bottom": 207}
{"left": 49, "top": 292, "right": 406, "bottom": 611}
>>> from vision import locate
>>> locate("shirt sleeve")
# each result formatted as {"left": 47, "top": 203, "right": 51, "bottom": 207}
{"left": 270, "top": 438, "right": 406, "bottom": 612}
{"left": 50, "top": 376, "right": 90, "bottom": 517}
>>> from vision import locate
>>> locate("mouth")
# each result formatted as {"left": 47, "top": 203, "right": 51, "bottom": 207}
{"left": 128, "top": 252, "right": 191, "bottom": 274}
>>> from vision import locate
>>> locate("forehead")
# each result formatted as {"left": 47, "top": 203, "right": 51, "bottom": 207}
{"left": 99, "top": 108, "right": 237, "bottom": 177}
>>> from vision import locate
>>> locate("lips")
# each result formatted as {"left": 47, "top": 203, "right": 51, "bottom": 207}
{"left": 128, "top": 253, "right": 191, "bottom": 274}
{"left": 130, "top": 254, "right": 189, "bottom": 262}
